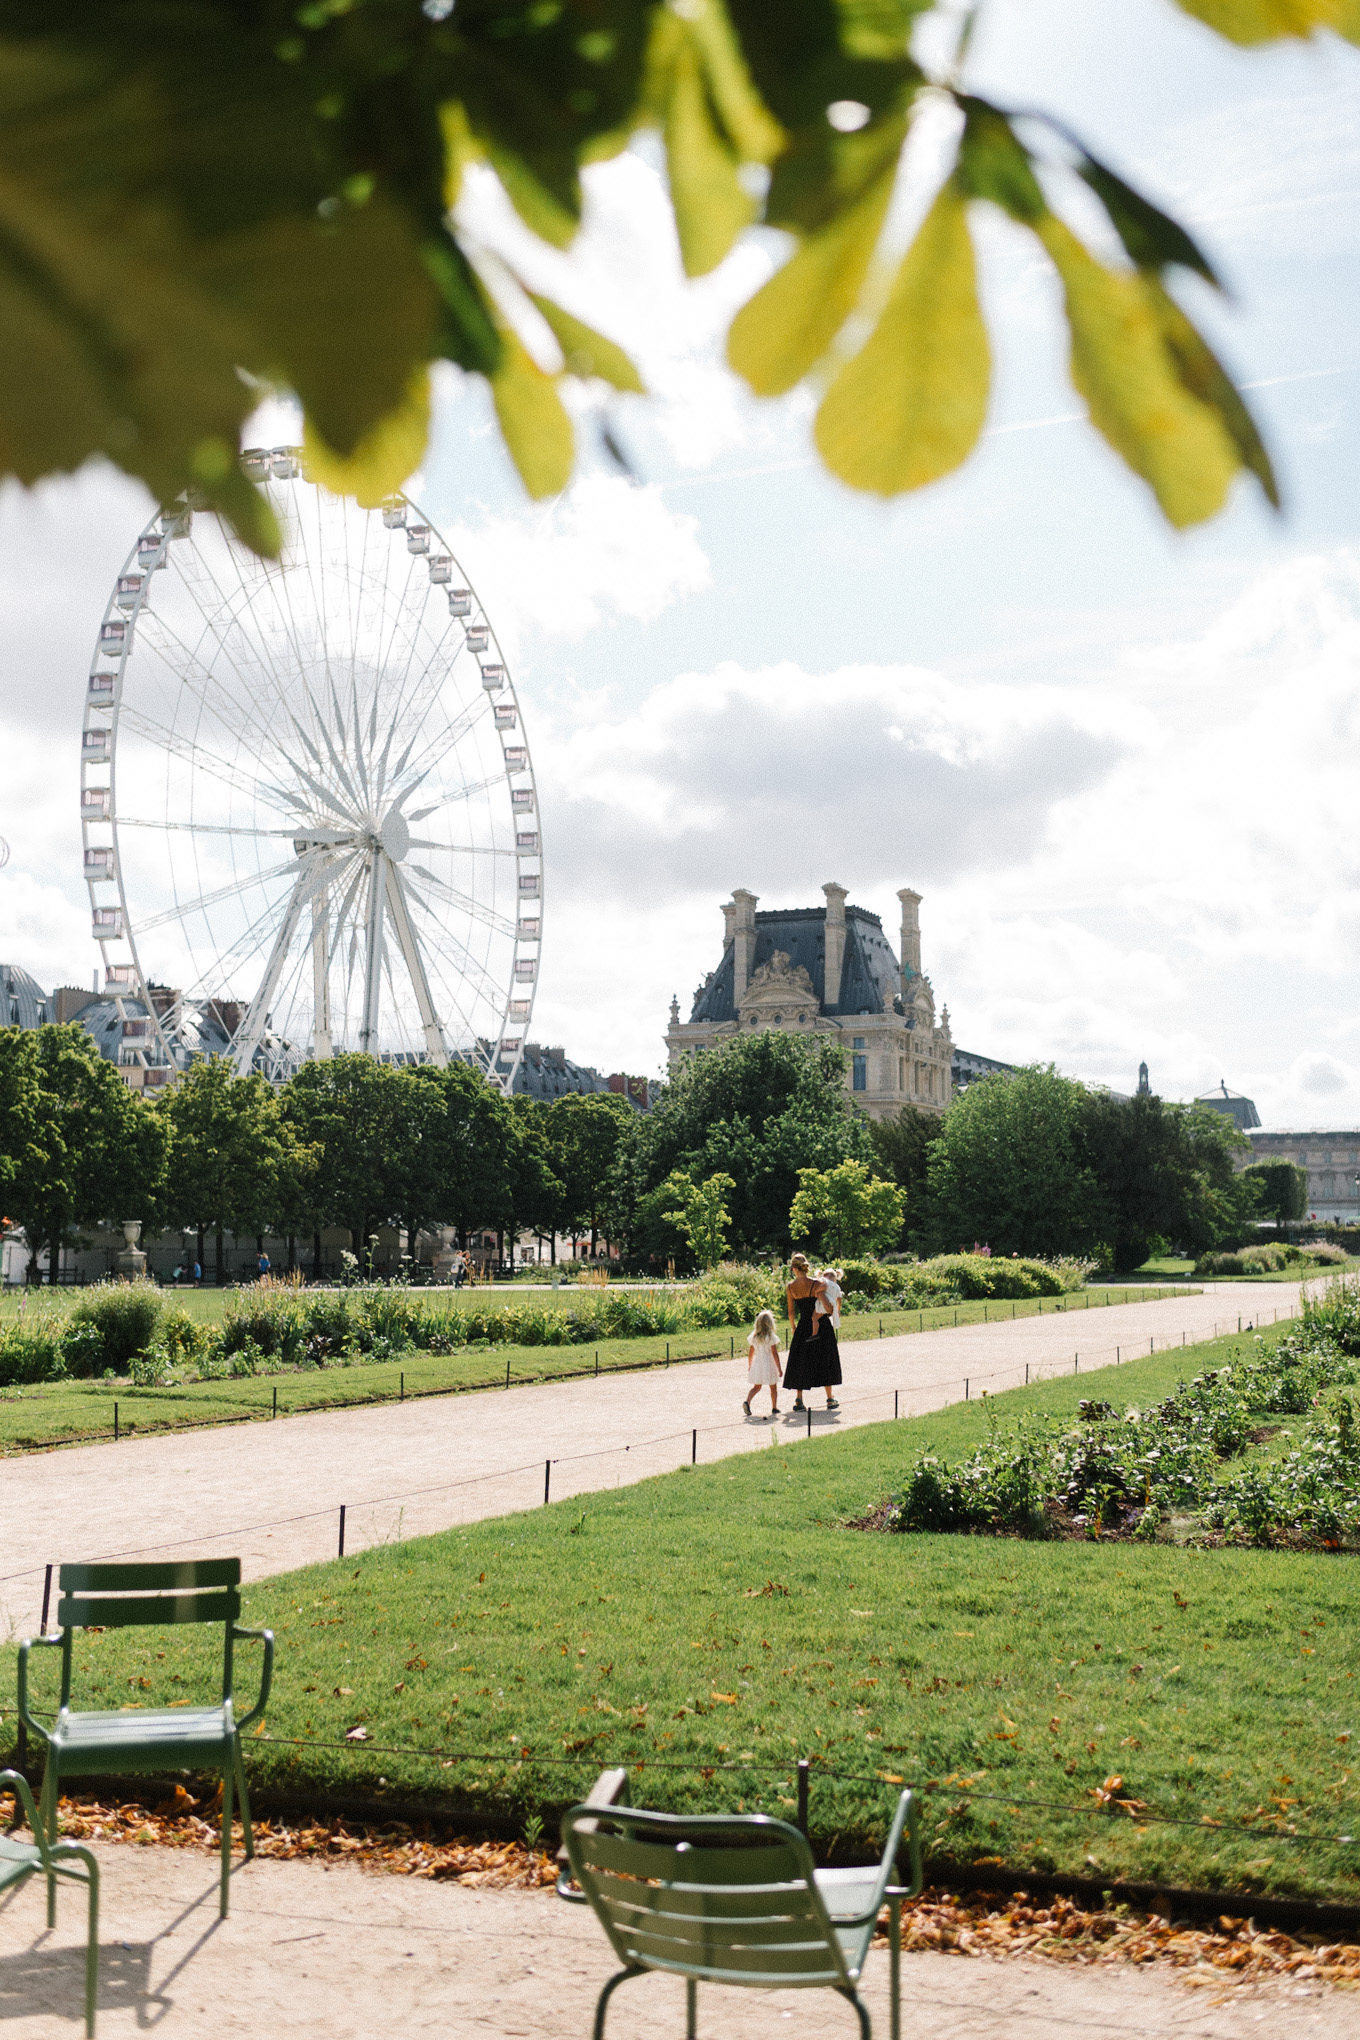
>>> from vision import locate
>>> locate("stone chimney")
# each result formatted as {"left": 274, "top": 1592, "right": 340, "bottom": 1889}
{"left": 722, "top": 898, "right": 736, "bottom": 950}
{"left": 732, "top": 889, "right": 758, "bottom": 1004}
{"left": 897, "top": 888, "right": 922, "bottom": 981}
{"left": 822, "top": 882, "right": 847, "bottom": 1011}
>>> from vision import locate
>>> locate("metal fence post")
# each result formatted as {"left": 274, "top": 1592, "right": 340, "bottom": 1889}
{"left": 113, "top": 1402, "right": 119, "bottom": 1442}
{"left": 544, "top": 1459, "right": 551, "bottom": 1505}
{"left": 338, "top": 1505, "right": 346, "bottom": 1558}
{"left": 894, "top": 1390, "right": 899, "bottom": 1419}
{"left": 806, "top": 1406, "right": 812, "bottom": 1441}
{"left": 797, "top": 1759, "right": 810, "bottom": 1837}
{"left": 964, "top": 1379, "right": 969, "bottom": 1401}
{"left": 272, "top": 1385, "right": 278, "bottom": 1418}
{"left": 692, "top": 1429, "right": 697, "bottom": 1465}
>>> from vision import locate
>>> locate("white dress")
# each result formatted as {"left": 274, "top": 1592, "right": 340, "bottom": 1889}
{"left": 747, "top": 1335, "right": 781, "bottom": 1386}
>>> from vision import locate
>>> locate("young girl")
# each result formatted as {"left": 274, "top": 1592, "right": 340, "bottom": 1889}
{"left": 743, "top": 1308, "right": 783, "bottom": 1418}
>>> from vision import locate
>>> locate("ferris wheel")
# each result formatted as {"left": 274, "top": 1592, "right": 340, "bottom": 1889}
{"left": 78, "top": 451, "right": 542, "bottom": 1089}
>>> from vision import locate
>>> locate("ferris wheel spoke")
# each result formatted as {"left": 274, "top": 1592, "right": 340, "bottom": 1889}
{"left": 400, "top": 877, "right": 515, "bottom": 1012}
{"left": 117, "top": 706, "right": 296, "bottom": 816}
{"left": 136, "top": 855, "right": 303, "bottom": 934}
{"left": 405, "top": 864, "right": 517, "bottom": 940}
{"left": 117, "top": 818, "right": 297, "bottom": 838}
{"left": 138, "top": 592, "right": 298, "bottom": 748}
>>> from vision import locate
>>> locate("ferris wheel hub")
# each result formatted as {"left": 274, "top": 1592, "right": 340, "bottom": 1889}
{"left": 379, "top": 808, "right": 411, "bottom": 862}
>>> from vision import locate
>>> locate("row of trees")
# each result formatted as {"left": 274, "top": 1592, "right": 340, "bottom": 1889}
{"left": 0, "top": 1023, "right": 1281, "bottom": 1281}
{"left": 868, "top": 1066, "right": 1276, "bottom": 1268}
{"left": 0, "top": 1027, "right": 637, "bottom": 1283}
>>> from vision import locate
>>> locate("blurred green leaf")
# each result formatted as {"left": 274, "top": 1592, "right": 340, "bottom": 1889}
{"left": 955, "top": 97, "right": 1046, "bottom": 221}
{"left": 491, "top": 325, "right": 575, "bottom": 498}
{"left": 766, "top": 107, "right": 910, "bottom": 233}
{"left": 1034, "top": 214, "right": 1241, "bottom": 528}
{"left": 1078, "top": 154, "right": 1221, "bottom": 288}
{"left": 682, "top": 0, "right": 784, "bottom": 164}
{"left": 1171, "top": 0, "right": 1349, "bottom": 43}
{"left": 662, "top": 19, "right": 757, "bottom": 277}
{"left": 1146, "top": 278, "right": 1279, "bottom": 507}
{"left": 303, "top": 369, "right": 431, "bottom": 506}
{"left": 529, "top": 293, "right": 646, "bottom": 392}
{"left": 727, "top": 154, "right": 897, "bottom": 394}
{"left": 815, "top": 180, "right": 989, "bottom": 494}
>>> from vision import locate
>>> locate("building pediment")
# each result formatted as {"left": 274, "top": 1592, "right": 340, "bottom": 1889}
{"left": 739, "top": 949, "right": 816, "bottom": 1015}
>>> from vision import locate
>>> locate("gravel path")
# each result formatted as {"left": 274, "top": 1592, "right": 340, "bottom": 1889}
{"left": 0, "top": 1281, "right": 1300, "bottom": 1635}
{"left": 1, "top": 1840, "right": 1352, "bottom": 2039}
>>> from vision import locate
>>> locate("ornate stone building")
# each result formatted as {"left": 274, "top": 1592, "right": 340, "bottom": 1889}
{"left": 665, "top": 884, "right": 959, "bottom": 1121}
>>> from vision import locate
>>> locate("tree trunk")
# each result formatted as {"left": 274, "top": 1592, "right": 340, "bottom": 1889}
{"left": 407, "top": 1220, "right": 419, "bottom": 1267}
{"left": 287, "top": 1233, "right": 297, "bottom": 1273}
{"left": 215, "top": 1226, "right": 225, "bottom": 1287}
{"left": 550, "top": 1230, "right": 556, "bottom": 1265}
{"left": 312, "top": 1229, "right": 323, "bottom": 1280}
{"left": 197, "top": 1225, "right": 206, "bottom": 1279}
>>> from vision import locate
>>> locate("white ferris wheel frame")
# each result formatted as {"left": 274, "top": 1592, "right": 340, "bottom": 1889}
{"left": 78, "top": 452, "right": 543, "bottom": 1094}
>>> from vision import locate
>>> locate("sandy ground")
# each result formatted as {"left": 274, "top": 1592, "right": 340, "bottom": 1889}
{"left": 1, "top": 1840, "right": 1356, "bottom": 2039}
{"left": 1, "top": 1281, "right": 1300, "bottom": 1635}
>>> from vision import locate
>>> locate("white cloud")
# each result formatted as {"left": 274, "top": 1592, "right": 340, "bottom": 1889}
{"left": 433, "top": 475, "right": 710, "bottom": 653}
{"left": 525, "top": 552, "right": 1360, "bottom": 1119}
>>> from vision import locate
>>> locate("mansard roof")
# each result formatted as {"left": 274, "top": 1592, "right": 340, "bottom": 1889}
{"left": 690, "top": 906, "right": 900, "bottom": 1024}
{"left": 1, "top": 963, "right": 49, "bottom": 1029}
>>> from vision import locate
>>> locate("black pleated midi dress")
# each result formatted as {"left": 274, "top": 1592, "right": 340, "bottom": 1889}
{"left": 782, "top": 1289, "right": 842, "bottom": 1394}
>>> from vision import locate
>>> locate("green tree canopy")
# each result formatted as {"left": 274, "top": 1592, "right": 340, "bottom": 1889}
{"left": 1241, "top": 1157, "right": 1308, "bottom": 1230}
{"left": 0, "top": 0, "right": 1342, "bottom": 537}
{"left": 625, "top": 1031, "right": 872, "bottom": 1256}
{"left": 0, "top": 1023, "right": 165, "bottom": 1280}
{"left": 545, "top": 1091, "right": 635, "bottom": 1251}
{"left": 867, "top": 1103, "right": 943, "bottom": 1238}
{"left": 789, "top": 1158, "right": 905, "bottom": 1260}
{"left": 661, "top": 1168, "right": 734, "bottom": 1271}
{"left": 1082, "top": 1090, "right": 1258, "bottom": 1269}
{"left": 158, "top": 1057, "right": 311, "bottom": 1282}
{"left": 924, "top": 1064, "right": 1107, "bottom": 1260}
{"left": 280, "top": 1052, "right": 405, "bottom": 1259}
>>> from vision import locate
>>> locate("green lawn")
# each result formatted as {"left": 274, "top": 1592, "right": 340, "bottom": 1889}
{"left": 0, "top": 1287, "right": 1187, "bottom": 1455}
{"left": 7, "top": 1316, "right": 1356, "bottom": 1902}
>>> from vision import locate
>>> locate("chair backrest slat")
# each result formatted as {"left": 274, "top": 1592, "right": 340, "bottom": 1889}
{"left": 564, "top": 1804, "right": 851, "bottom": 1993}
{"left": 58, "top": 1560, "right": 240, "bottom": 1593}
{"left": 58, "top": 1588, "right": 240, "bottom": 1630}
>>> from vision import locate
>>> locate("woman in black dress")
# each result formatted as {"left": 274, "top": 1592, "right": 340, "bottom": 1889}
{"left": 782, "top": 1252, "right": 841, "bottom": 1412}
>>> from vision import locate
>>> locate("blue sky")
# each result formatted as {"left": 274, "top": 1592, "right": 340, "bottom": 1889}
{"left": 2, "top": 0, "right": 1359, "bottom": 1125}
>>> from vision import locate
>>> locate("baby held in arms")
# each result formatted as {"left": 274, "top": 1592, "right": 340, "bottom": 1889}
{"left": 814, "top": 1267, "right": 843, "bottom": 1331}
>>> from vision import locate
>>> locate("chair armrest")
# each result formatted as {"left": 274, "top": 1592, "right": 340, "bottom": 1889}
{"left": 555, "top": 1872, "right": 589, "bottom": 1904}
{"left": 823, "top": 1791, "right": 923, "bottom": 1927}
{"left": 230, "top": 1626, "right": 274, "bottom": 1732}
{"left": 556, "top": 1765, "right": 630, "bottom": 1874}
{"left": 0, "top": 1768, "right": 45, "bottom": 1850}
{"left": 16, "top": 1636, "right": 62, "bottom": 1742}
{"left": 49, "top": 1840, "right": 99, "bottom": 1887}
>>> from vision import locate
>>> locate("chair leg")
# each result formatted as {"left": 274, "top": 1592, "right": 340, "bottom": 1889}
{"left": 889, "top": 1896, "right": 901, "bottom": 2040}
{"left": 41, "top": 1765, "right": 58, "bottom": 1928}
{"left": 686, "top": 1975, "right": 697, "bottom": 2040}
{"left": 83, "top": 1855, "right": 100, "bottom": 2039}
{"left": 219, "top": 1758, "right": 234, "bottom": 1918}
{"left": 593, "top": 1966, "right": 642, "bottom": 2040}
{"left": 233, "top": 1741, "right": 255, "bottom": 1861}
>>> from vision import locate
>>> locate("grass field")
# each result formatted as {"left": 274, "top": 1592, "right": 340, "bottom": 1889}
{"left": 6, "top": 1316, "right": 1355, "bottom": 1901}
{"left": 0, "top": 1286, "right": 1191, "bottom": 1455}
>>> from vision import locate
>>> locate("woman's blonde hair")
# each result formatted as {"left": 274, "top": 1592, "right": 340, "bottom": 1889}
{"left": 789, "top": 1252, "right": 810, "bottom": 1274}
{"left": 753, "top": 1309, "right": 776, "bottom": 1340}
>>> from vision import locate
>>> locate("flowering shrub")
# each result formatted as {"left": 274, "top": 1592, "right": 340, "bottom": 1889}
{"left": 888, "top": 1328, "right": 1360, "bottom": 1548}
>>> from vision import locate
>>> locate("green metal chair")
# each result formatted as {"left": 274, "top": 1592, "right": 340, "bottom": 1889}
{"left": 1, "top": 1767, "right": 100, "bottom": 2036}
{"left": 16, "top": 1559, "right": 273, "bottom": 1919}
{"left": 559, "top": 1772, "right": 922, "bottom": 2040}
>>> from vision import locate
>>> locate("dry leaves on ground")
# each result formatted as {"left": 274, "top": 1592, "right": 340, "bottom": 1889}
{"left": 0, "top": 1787, "right": 555, "bottom": 1890}
{"left": 881, "top": 1888, "right": 1360, "bottom": 1988}
{"left": 5, "top": 1789, "right": 1358, "bottom": 1984}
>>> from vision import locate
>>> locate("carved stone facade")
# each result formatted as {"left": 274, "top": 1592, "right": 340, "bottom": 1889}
{"left": 666, "top": 883, "right": 955, "bottom": 1121}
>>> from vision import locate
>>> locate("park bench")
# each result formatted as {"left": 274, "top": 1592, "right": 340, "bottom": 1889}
{"left": 16, "top": 1559, "right": 272, "bottom": 1918}
{"left": 558, "top": 1767, "right": 921, "bottom": 2039}
{"left": 1, "top": 1767, "right": 100, "bottom": 2036}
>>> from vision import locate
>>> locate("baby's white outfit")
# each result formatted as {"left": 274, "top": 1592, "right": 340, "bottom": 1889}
{"left": 815, "top": 1278, "right": 843, "bottom": 1331}
{"left": 747, "top": 1334, "right": 781, "bottom": 1386}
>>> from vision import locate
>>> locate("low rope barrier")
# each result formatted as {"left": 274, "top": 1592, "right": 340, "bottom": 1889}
{"left": 0, "top": 1298, "right": 1302, "bottom": 1591}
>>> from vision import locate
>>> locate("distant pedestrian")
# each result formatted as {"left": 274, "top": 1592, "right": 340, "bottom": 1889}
{"left": 743, "top": 1308, "right": 783, "bottom": 1419}
{"left": 783, "top": 1252, "right": 840, "bottom": 1413}
{"left": 257, "top": 1251, "right": 270, "bottom": 1279}
{"left": 192, "top": 1260, "right": 202, "bottom": 1288}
